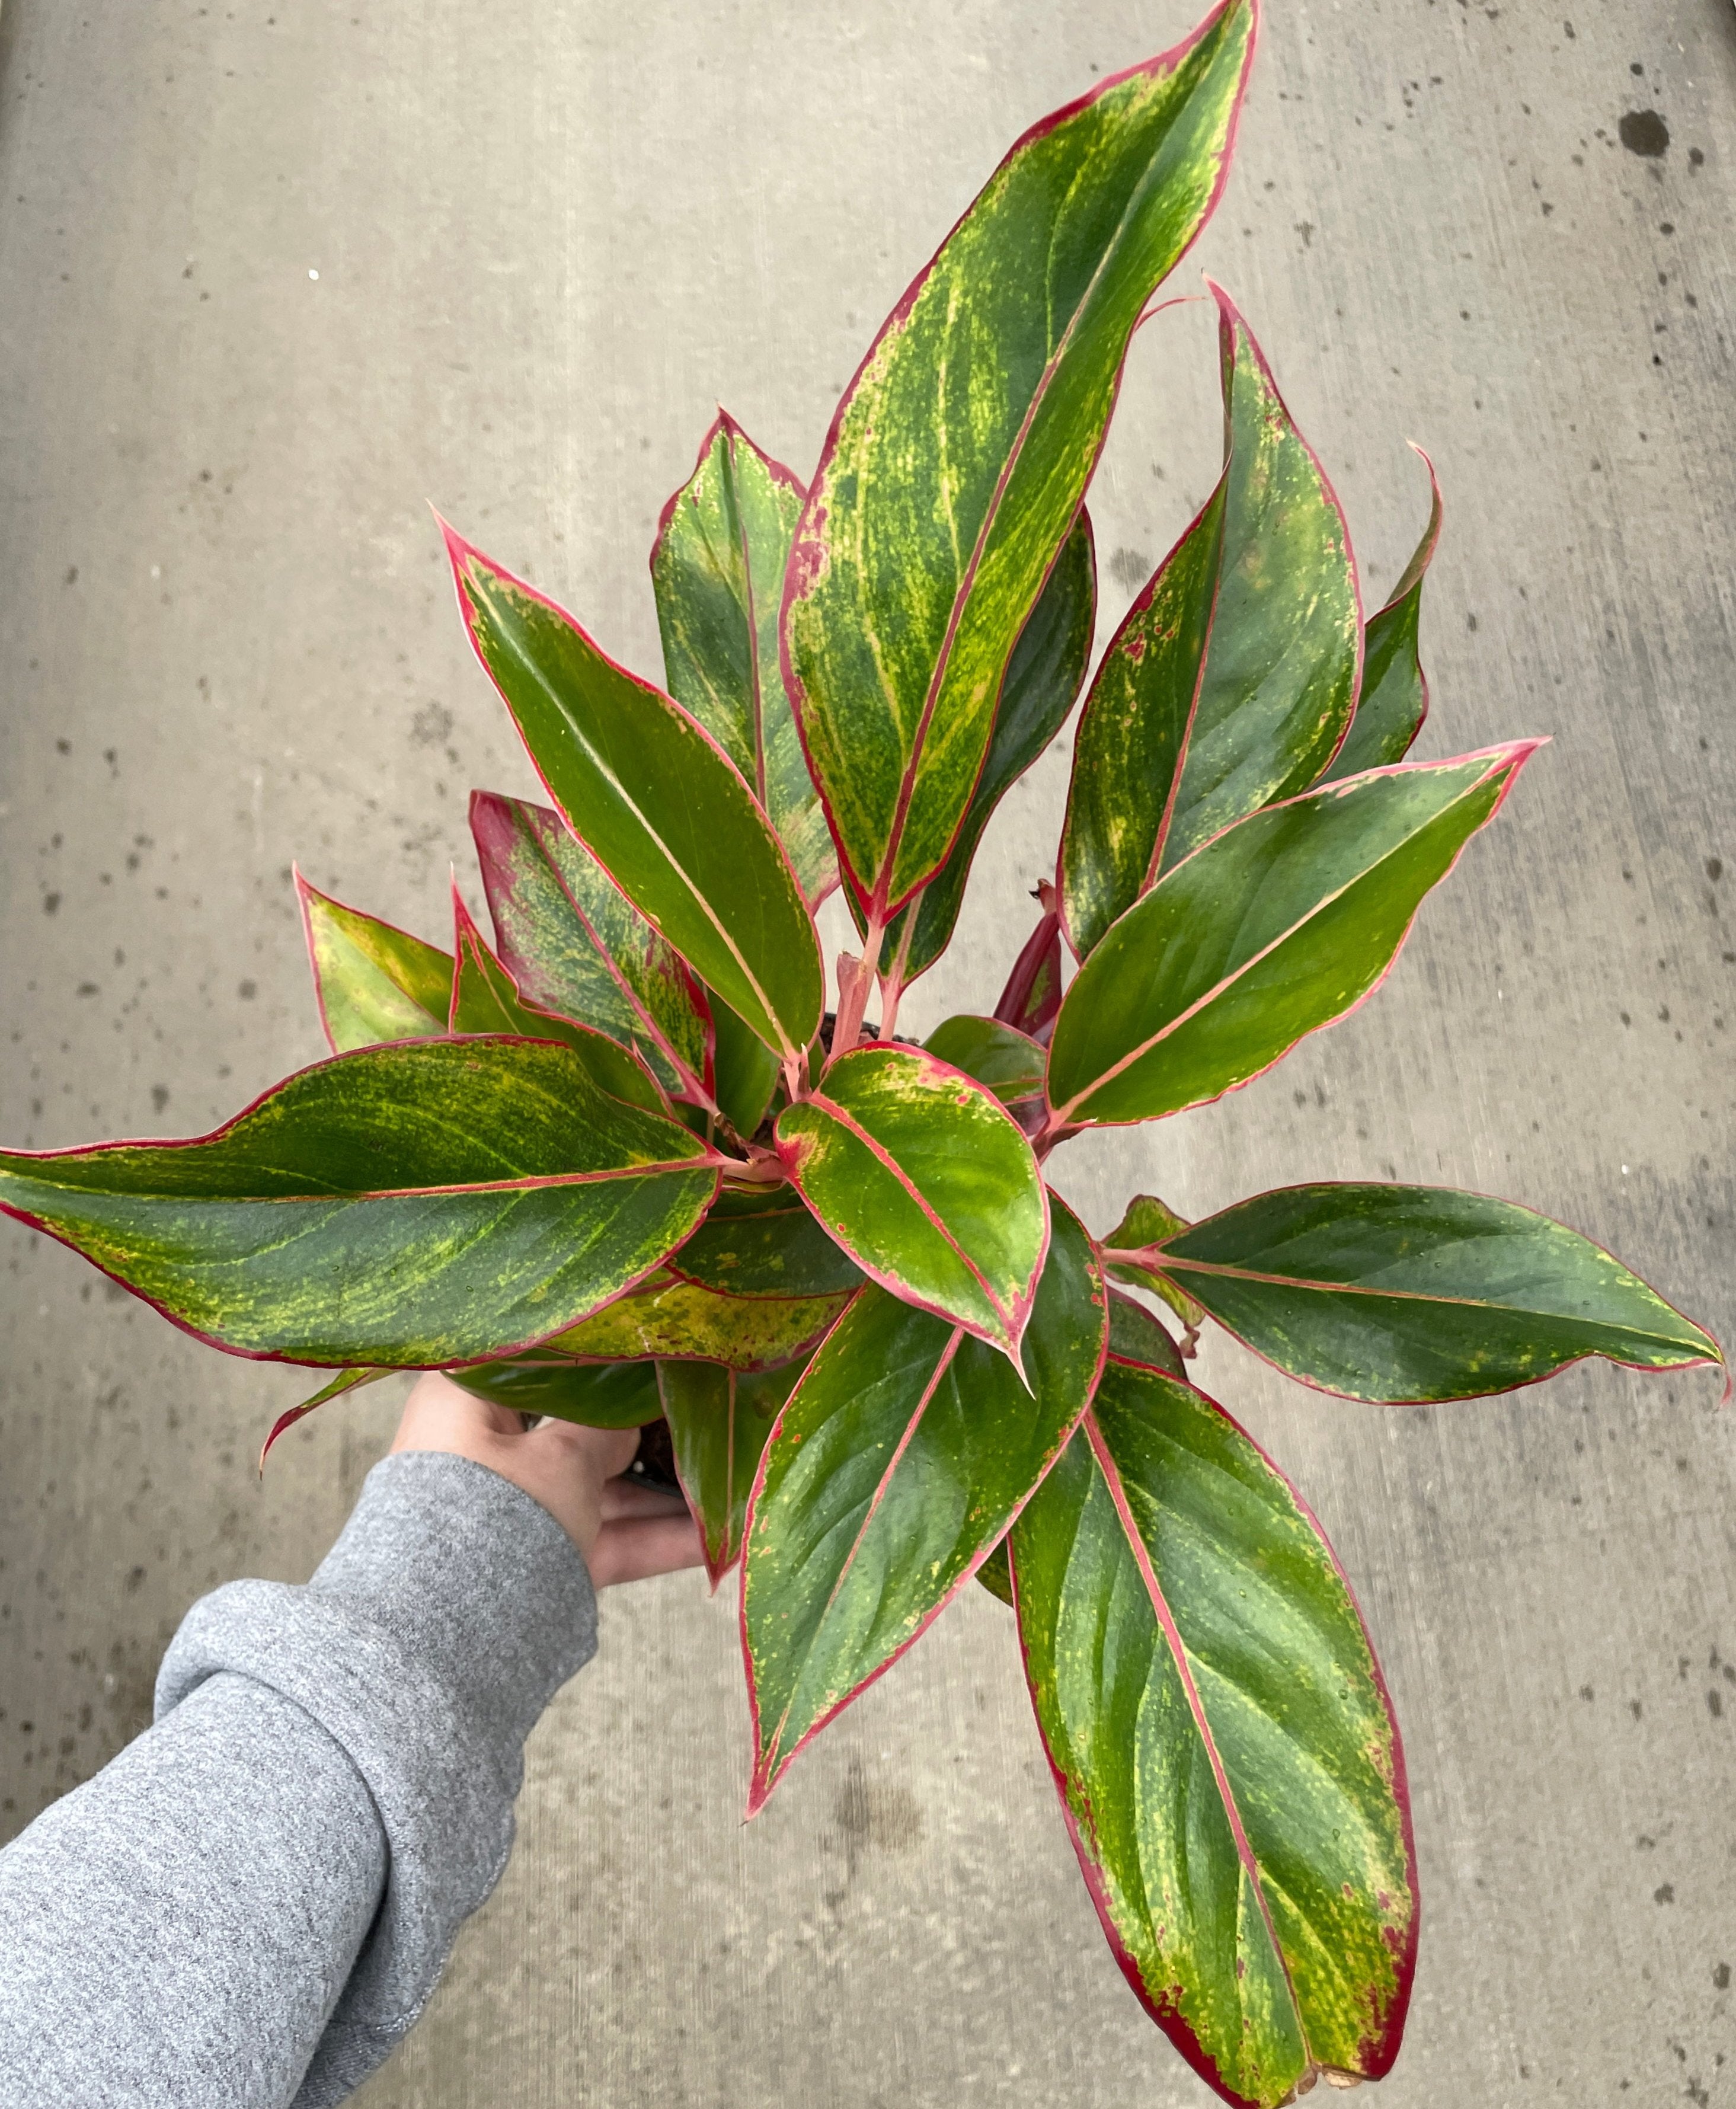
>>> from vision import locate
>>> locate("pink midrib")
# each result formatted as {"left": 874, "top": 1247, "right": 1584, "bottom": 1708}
{"left": 872, "top": 113, "right": 1195, "bottom": 916}
{"left": 759, "top": 1326, "right": 964, "bottom": 1776}
{"left": 1082, "top": 1408, "right": 1312, "bottom": 2068}
{"left": 1052, "top": 756, "right": 1515, "bottom": 1125}
{"left": 795, "top": 1090, "right": 1024, "bottom": 1341}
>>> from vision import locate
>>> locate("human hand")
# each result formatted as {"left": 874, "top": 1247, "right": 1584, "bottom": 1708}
{"left": 390, "top": 1372, "right": 704, "bottom": 1587}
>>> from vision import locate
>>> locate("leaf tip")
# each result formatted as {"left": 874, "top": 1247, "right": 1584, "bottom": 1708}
{"left": 433, "top": 510, "right": 487, "bottom": 596}
{"left": 257, "top": 1403, "right": 308, "bottom": 1476}
{"left": 1498, "top": 734, "right": 1550, "bottom": 777}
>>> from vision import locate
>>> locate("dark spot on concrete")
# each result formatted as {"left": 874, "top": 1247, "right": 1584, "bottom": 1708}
{"left": 1717, "top": 1964, "right": 1732, "bottom": 1990}
{"left": 1629, "top": 1700, "right": 1643, "bottom": 1718}
{"left": 1657, "top": 1883, "right": 1676, "bottom": 1903}
{"left": 833, "top": 1762, "right": 923, "bottom": 1859}
{"left": 1708, "top": 858, "right": 1723, "bottom": 884}
{"left": 1467, "top": 612, "right": 1479, "bottom": 631}
{"left": 63, "top": 565, "right": 77, "bottom": 586}
{"left": 75, "top": 982, "right": 98, "bottom": 998}
{"left": 123, "top": 1566, "right": 145, "bottom": 1594}
{"left": 1620, "top": 110, "right": 1670, "bottom": 158}
{"left": 55, "top": 738, "right": 71, "bottom": 755}
{"left": 411, "top": 702, "right": 453, "bottom": 746}
{"left": 1689, "top": 147, "right": 1704, "bottom": 170}
{"left": 237, "top": 979, "right": 257, "bottom": 1001}
{"left": 1580, "top": 1684, "right": 1595, "bottom": 1702}
{"left": 1107, "top": 548, "right": 1152, "bottom": 595}
{"left": 1660, "top": 222, "right": 1675, "bottom": 237}
{"left": 1709, "top": 1689, "right": 1724, "bottom": 1718}
{"left": 1563, "top": 18, "right": 1575, "bottom": 35}
{"left": 42, "top": 893, "right": 60, "bottom": 915}
{"left": 150, "top": 1085, "right": 170, "bottom": 1113}
{"left": 1629, "top": 60, "right": 1642, "bottom": 75}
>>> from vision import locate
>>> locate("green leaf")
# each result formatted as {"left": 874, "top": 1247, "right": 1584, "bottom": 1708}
{"left": 542, "top": 1271, "right": 846, "bottom": 1373}
{"left": 1105, "top": 1193, "right": 1206, "bottom": 1338}
{"left": 707, "top": 986, "right": 782, "bottom": 1140}
{"left": 1012, "top": 1365, "right": 1416, "bottom": 2105}
{"left": 471, "top": 789, "right": 712, "bottom": 1101}
{"left": 871, "top": 515, "right": 1096, "bottom": 981}
{"left": 775, "top": 1044, "right": 1048, "bottom": 1361}
{"left": 743, "top": 1195, "right": 1107, "bottom": 1806}
{"left": 1147, "top": 1183, "right": 1725, "bottom": 1401}
{"left": 0, "top": 1039, "right": 718, "bottom": 1366}
{"left": 651, "top": 412, "right": 836, "bottom": 903}
{"left": 449, "top": 888, "right": 665, "bottom": 1113}
{"left": 666, "top": 1183, "right": 865, "bottom": 1300}
{"left": 1105, "top": 1289, "right": 1187, "bottom": 1375}
{"left": 1060, "top": 287, "right": 1360, "bottom": 959}
{"left": 260, "top": 1365, "right": 394, "bottom": 1469}
{"left": 1046, "top": 742, "right": 1541, "bottom": 1129}
{"left": 447, "top": 1354, "right": 664, "bottom": 1427}
{"left": 782, "top": 1, "right": 1256, "bottom": 916}
{"left": 296, "top": 873, "right": 450, "bottom": 1053}
{"left": 976, "top": 1536, "right": 1015, "bottom": 1607}
{"left": 922, "top": 1014, "right": 1045, "bottom": 1107}
{"left": 1320, "top": 449, "right": 1440, "bottom": 784}
{"left": 660, "top": 1357, "right": 805, "bottom": 1587}
{"left": 445, "top": 528, "right": 823, "bottom": 1059}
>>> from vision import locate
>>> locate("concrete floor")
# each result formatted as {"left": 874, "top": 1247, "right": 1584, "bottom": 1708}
{"left": 2, "top": 1, "right": 1733, "bottom": 2102}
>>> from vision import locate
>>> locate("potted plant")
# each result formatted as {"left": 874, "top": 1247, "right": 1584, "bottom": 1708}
{"left": 0, "top": 1, "right": 1721, "bottom": 2100}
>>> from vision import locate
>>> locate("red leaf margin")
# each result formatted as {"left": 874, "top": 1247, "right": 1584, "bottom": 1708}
{"left": 468, "top": 788, "right": 717, "bottom": 1108}
{"left": 1148, "top": 1178, "right": 1728, "bottom": 1405}
{"left": 0, "top": 1038, "right": 729, "bottom": 1372}
{"left": 775, "top": 1043, "right": 1053, "bottom": 1367}
{"left": 1006, "top": 1373, "right": 1420, "bottom": 2105}
{"left": 437, "top": 518, "right": 820, "bottom": 1063}
{"left": 1044, "top": 736, "right": 1548, "bottom": 1134}
{"left": 1056, "top": 279, "right": 1369, "bottom": 958}
{"left": 779, "top": 0, "right": 1261, "bottom": 924}
{"left": 736, "top": 1193, "right": 1109, "bottom": 1816}
{"left": 293, "top": 866, "right": 450, "bottom": 1057}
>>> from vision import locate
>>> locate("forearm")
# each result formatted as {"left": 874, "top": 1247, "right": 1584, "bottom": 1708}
{"left": 0, "top": 1451, "right": 599, "bottom": 2109}
{"left": 0, "top": 1673, "right": 387, "bottom": 2107}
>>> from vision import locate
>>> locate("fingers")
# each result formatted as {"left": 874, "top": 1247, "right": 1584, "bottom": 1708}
{"left": 526, "top": 1416, "right": 641, "bottom": 1481}
{"left": 599, "top": 1475, "right": 690, "bottom": 1522}
{"left": 385, "top": 1376, "right": 702, "bottom": 1583}
{"left": 587, "top": 1510, "right": 706, "bottom": 1589}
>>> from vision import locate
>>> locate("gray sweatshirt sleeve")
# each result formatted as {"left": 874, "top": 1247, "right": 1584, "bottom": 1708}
{"left": 0, "top": 1449, "right": 599, "bottom": 2108}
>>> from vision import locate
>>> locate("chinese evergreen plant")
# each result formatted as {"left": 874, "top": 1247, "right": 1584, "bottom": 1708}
{"left": 1, "top": 2, "right": 1722, "bottom": 2100}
